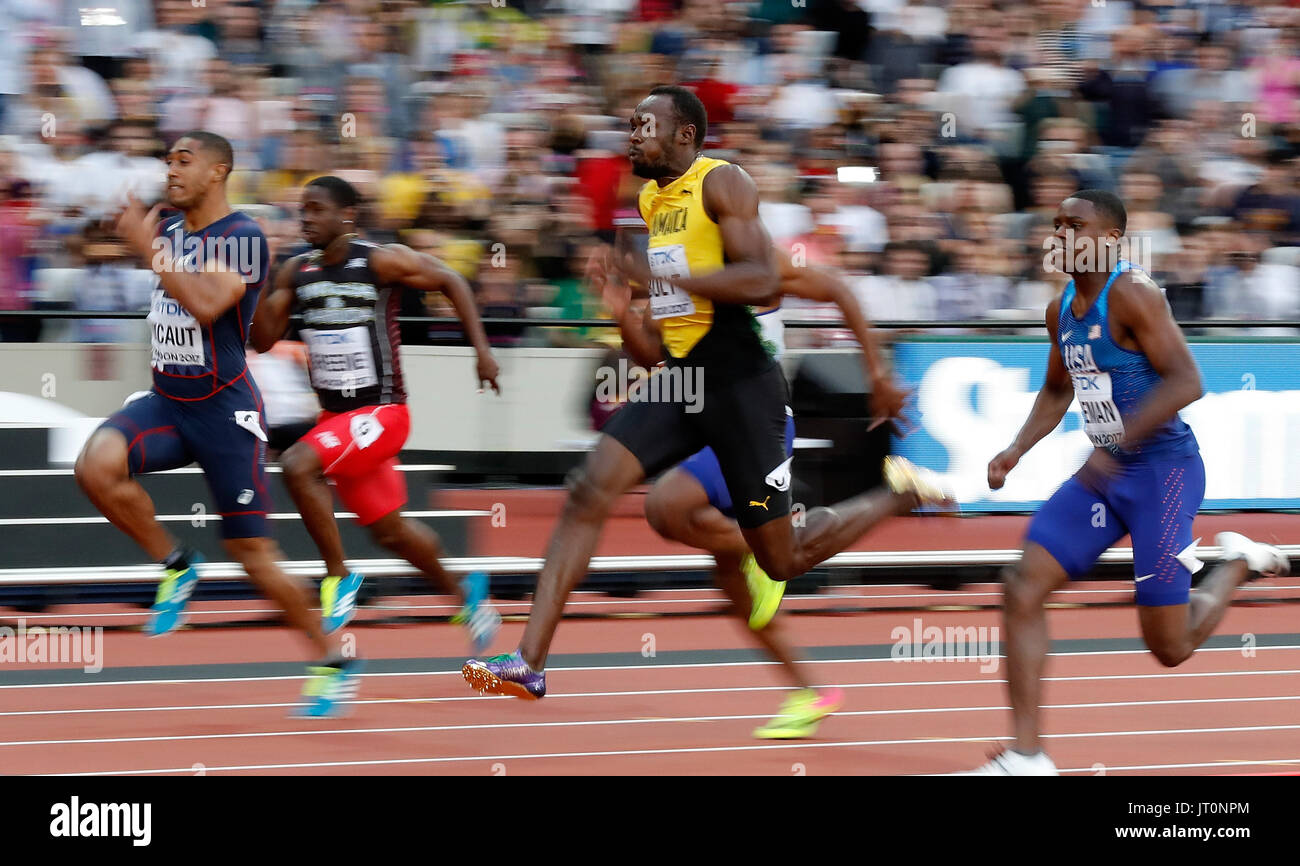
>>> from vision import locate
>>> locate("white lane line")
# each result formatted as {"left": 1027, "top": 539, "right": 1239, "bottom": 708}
{"left": 1059, "top": 758, "right": 1300, "bottom": 774}
{"left": 13, "top": 583, "right": 1296, "bottom": 620}
{"left": 2, "top": 646, "right": 1300, "bottom": 691}
{"left": 6, "top": 693, "right": 1300, "bottom": 735}
{"left": 0, "top": 465, "right": 456, "bottom": 477}
{"left": 40, "top": 722, "right": 1300, "bottom": 776}
{"left": 4, "top": 662, "right": 1300, "bottom": 706}
{"left": 0, "top": 510, "right": 486, "bottom": 526}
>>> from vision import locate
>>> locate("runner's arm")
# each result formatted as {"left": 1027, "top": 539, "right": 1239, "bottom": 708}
{"left": 618, "top": 303, "right": 665, "bottom": 368}
{"left": 371, "top": 244, "right": 500, "bottom": 392}
{"left": 592, "top": 246, "right": 664, "bottom": 367}
{"left": 1008, "top": 298, "right": 1076, "bottom": 458}
{"left": 155, "top": 264, "right": 247, "bottom": 328}
{"left": 775, "top": 250, "right": 907, "bottom": 426}
{"left": 1107, "top": 272, "right": 1203, "bottom": 450}
{"left": 249, "top": 255, "right": 300, "bottom": 353}
{"left": 116, "top": 198, "right": 249, "bottom": 326}
{"left": 620, "top": 164, "right": 778, "bottom": 306}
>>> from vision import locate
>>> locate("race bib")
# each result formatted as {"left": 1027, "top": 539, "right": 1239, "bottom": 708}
{"left": 300, "top": 327, "right": 378, "bottom": 393}
{"left": 1071, "top": 370, "right": 1125, "bottom": 448}
{"left": 646, "top": 244, "right": 696, "bottom": 320}
{"left": 148, "top": 288, "right": 204, "bottom": 369}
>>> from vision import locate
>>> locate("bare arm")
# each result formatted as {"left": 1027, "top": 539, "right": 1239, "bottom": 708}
{"left": 989, "top": 297, "right": 1075, "bottom": 488}
{"left": 116, "top": 199, "right": 248, "bottom": 327}
{"left": 588, "top": 246, "right": 663, "bottom": 367}
{"left": 155, "top": 263, "right": 248, "bottom": 327}
{"left": 777, "top": 252, "right": 889, "bottom": 382}
{"left": 249, "top": 255, "right": 301, "bottom": 353}
{"left": 776, "top": 249, "right": 909, "bottom": 429}
{"left": 619, "top": 303, "right": 666, "bottom": 368}
{"left": 371, "top": 244, "right": 500, "bottom": 393}
{"left": 1107, "top": 271, "right": 1203, "bottom": 449}
{"left": 619, "top": 164, "right": 778, "bottom": 306}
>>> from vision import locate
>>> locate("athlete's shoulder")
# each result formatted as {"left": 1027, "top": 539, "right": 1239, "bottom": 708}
{"left": 226, "top": 210, "right": 267, "bottom": 239}
{"left": 699, "top": 159, "right": 748, "bottom": 184}
{"left": 1112, "top": 264, "right": 1164, "bottom": 296}
{"left": 1109, "top": 264, "right": 1167, "bottom": 313}
{"left": 160, "top": 212, "right": 185, "bottom": 235}
{"left": 1047, "top": 289, "right": 1066, "bottom": 315}
{"left": 347, "top": 238, "right": 384, "bottom": 268}
{"left": 701, "top": 161, "right": 759, "bottom": 214}
{"left": 1045, "top": 291, "right": 1065, "bottom": 337}
{"left": 285, "top": 247, "right": 318, "bottom": 272}
{"left": 696, "top": 156, "right": 733, "bottom": 174}
{"left": 636, "top": 179, "right": 657, "bottom": 210}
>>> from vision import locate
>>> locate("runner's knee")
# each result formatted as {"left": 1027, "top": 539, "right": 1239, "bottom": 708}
{"left": 74, "top": 432, "right": 127, "bottom": 495}
{"left": 280, "top": 442, "right": 319, "bottom": 484}
{"left": 1002, "top": 564, "right": 1047, "bottom": 613}
{"left": 1148, "top": 640, "right": 1190, "bottom": 668}
{"left": 644, "top": 484, "right": 683, "bottom": 540}
{"left": 224, "top": 537, "right": 281, "bottom": 575}
{"left": 564, "top": 466, "right": 618, "bottom": 522}
{"left": 367, "top": 515, "right": 406, "bottom": 551}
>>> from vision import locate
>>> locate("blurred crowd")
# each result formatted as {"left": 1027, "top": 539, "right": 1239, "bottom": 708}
{"left": 1, "top": 0, "right": 1299, "bottom": 348}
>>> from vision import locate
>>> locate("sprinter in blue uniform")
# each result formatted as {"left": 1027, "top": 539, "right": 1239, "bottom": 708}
{"left": 74, "top": 132, "right": 359, "bottom": 717}
{"left": 969, "top": 190, "right": 1290, "bottom": 775}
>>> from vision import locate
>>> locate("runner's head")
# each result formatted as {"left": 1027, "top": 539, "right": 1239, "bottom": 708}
{"left": 1052, "top": 189, "right": 1127, "bottom": 275}
{"left": 300, "top": 176, "right": 360, "bottom": 250}
{"left": 629, "top": 85, "right": 708, "bottom": 180}
{"left": 165, "top": 131, "right": 233, "bottom": 210}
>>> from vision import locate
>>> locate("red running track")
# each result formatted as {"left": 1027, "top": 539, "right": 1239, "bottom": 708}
{"left": 3, "top": 581, "right": 1299, "bottom": 776}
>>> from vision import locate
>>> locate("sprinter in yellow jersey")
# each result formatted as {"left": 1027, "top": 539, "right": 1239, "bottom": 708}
{"left": 463, "top": 85, "right": 953, "bottom": 702}
{"left": 592, "top": 240, "right": 918, "bottom": 737}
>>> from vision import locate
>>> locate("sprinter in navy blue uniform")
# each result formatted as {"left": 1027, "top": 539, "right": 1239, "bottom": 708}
{"left": 75, "top": 132, "right": 360, "bottom": 718}
{"left": 967, "top": 190, "right": 1290, "bottom": 775}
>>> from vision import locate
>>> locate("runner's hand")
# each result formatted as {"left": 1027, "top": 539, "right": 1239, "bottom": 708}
{"left": 589, "top": 247, "right": 632, "bottom": 320}
{"left": 988, "top": 446, "right": 1022, "bottom": 490}
{"left": 612, "top": 245, "right": 652, "bottom": 290}
{"left": 867, "top": 375, "right": 915, "bottom": 436}
{"left": 477, "top": 352, "right": 501, "bottom": 395}
{"left": 114, "top": 194, "right": 163, "bottom": 264}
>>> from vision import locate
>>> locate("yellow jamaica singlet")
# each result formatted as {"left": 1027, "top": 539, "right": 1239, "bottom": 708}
{"left": 637, "top": 156, "right": 772, "bottom": 370}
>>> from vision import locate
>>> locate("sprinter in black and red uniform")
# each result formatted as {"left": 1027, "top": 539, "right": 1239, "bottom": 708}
{"left": 75, "top": 132, "right": 359, "bottom": 718}
{"left": 251, "top": 176, "right": 503, "bottom": 653}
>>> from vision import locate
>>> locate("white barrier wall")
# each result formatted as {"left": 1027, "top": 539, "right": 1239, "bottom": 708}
{"left": 0, "top": 344, "right": 612, "bottom": 454}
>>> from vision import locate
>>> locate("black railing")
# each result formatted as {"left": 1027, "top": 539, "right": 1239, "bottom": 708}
{"left": 3, "top": 310, "right": 1299, "bottom": 330}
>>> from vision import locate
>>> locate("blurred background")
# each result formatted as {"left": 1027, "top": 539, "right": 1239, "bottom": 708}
{"left": 0, "top": 1, "right": 1298, "bottom": 593}
{"left": 0, "top": 0, "right": 1297, "bottom": 348}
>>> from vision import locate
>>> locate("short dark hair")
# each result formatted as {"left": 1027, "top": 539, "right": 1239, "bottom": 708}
{"left": 648, "top": 85, "right": 708, "bottom": 149}
{"left": 305, "top": 175, "right": 360, "bottom": 209}
{"left": 177, "top": 130, "right": 234, "bottom": 172}
{"left": 1070, "top": 188, "right": 1127, "bottom": 234}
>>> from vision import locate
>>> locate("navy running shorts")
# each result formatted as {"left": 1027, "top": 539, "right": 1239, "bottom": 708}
{"left": 100, "top": 376, "right": 272, "bottom": 539}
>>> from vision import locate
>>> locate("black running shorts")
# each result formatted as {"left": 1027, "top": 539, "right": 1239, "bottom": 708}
{"left": 602, "top": 359, "right": 793, "bottom": 528}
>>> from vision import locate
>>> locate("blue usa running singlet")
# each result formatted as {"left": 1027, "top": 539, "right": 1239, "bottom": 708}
{"left": 1057, "top": 260, "right": 1199, "bottom": 461}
